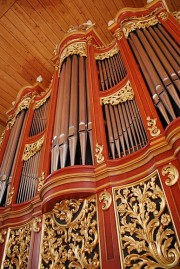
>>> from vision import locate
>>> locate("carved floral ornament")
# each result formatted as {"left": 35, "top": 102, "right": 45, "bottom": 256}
{"left": 22, "top": 135, "right": 44, "bottom": 161}
{"left": 6, "top": 186, "right": 14, "bottom": 206}
{"left": 162, "top": 163, "right": 179, "bottom": 186}
{"left": 37, "top": 171, "right": 45, "bottom": 192}
{"left": 60, "top": 42, "right": 87, "bottom": 69}
{"left": 100, "top": 80, "right": 134, "bottom": 106}
{"left": 34, "top": 90, "right": 51, "bottom": 110}
{"left": 158, "top": 11, "right": 169, "bottom": 21}
{"left": 171, "top": 11, "right": 180, "bottom": 22}
{"left": 95, "top": 143, "right": 104, "bottom": 164}
{"left": 0, "top": 229, "right": 6, "bottom": 244}
{"left": 99, "top": 190, "right": 112, "bottom": 210}
{"left": 95, "top": 45, "right": 119, "bottom": 60}
{"left": 113, "top": 171, "right": 180, "bottom": 269}
{"left": 40, "top": 195, "right": 100, "bottom": 269}
{"left": 3, "top": 224, "right": 32, "bottom": 268}
{"left": 32, "top": 217, "right": 42, "bottom": 233}
{"left": 147, "top": 116, "right": 160, "bottom": 137}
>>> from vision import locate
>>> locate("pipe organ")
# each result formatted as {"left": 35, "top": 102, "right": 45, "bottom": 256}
{"left": 0, "top": 1, "right": 180, "bottom": 268}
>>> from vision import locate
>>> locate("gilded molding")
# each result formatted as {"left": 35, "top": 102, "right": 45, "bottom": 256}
{"left": 37, "top": 172, "right": 45, "bottom": 192}
{"left": 32, "top": 217, "right": 41, "bottom": 233}
{"left": 147, "top": 116, "right": 160, "bottom": 136}
{"left": 122, "top": 15, "right": 158, "bottom": 38}
{"left": 40, "top": 195, "right": 100, "bottom": 268}
{"left": 95, "top": 143, "right": 104, "bottom": 164}
{"left": 7, "top": 97, "right": 32, "bottom": 129}
{"left": 114, "top": 28, "right": 124, "bottom": 40}
{"left": 158, "top": 11, "right": 169, "bottom": 21}
{"left": 6, "top": 187, "right": 14, "bottom": 206}
{"left": 0, "top": 230, "right": 6, "bottom": 244}
{"left": 113, "top": 172, "right": 180, "bottom": 268}
{"left": 171, "top": 11, "right": 180, "bottom": 22}
{"left": 22, "top": 135, "right": 44, "bottom": 161}
{"left": 162, "top": 163, "right": 179, "bottom": 186}
{"left": 60, "top": 42, "right": 87, "bottom": 67}
{"left": 100, "top": 80, "right": 134, "bottom": 105}
{"left": 34, "top": 91, "right": 51, "bottom": 109}
{"left": 3, "top": 225, "right": 31, "bottom": 268}
{"left": 95, "top": 45, "right": 119, "bottom": 60}
{"left": 99, "top": 189, "right": 112, "bottom": 210}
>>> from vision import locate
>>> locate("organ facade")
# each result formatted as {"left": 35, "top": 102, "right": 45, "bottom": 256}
{"left": 0, "top": 0, "right": 180, "bottom": 268}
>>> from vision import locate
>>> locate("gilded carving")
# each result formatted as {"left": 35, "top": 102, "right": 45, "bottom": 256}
{"left": 162, "top": 163, "right": 179, "bottom": 186}
{"left": 7, "top": 97, "right": 32, "bottom": 129}
{"left": 158, "top": 11, "right": 169, "bottom": 21}
{"left": 6, "top": 186, "right": 14, "bottom": 206}
{"left": 147, "top": 116, "right": 160, "bottom": 136}
{"left": 99, "top": 190, "right": 112, "bottom": 210}
{"left": 100, "top": 80, "right": 134, "bottom": 105}
{"left": 60, "top": 42, "right": 87, "bottom": 68}
{"left": 95, "top": 143, "right": 104, "bottom": 164}
{"left": 95, "top": 45, "right": 119, "bottom": 60}
{"left": 0, "top": 129, "right": 5, "bottom": 146}
{"left": 0, "top": 229, "right": 6, "bottom": 244}
{"left": 22, "top": 135, "right": 44, "bottom": 161}
{"left": 37, "top": 171, "right": 45, "bottom": 192}
{"left": 40, "top": 196, "right": 100, "bottom": 269}
{"left": 122, "top": 16, "right": 158, "bottom": 38}
{"left": 67, "top": 20, "right": 95, "bottom": 33}
{"left": 34, "top": 91, "right": 51, "bottom": 109}
{"left": 171, "top": 11, "right": 180, "bottom": 22}
{"left": 3, "top": 224, "right": 31, "bottom": 268}
{"left": 32, "top": 217, "right": 41, "bottom": 233}
{"left": 113, "top": 172, "right": 180, "bottom": 269}
{"left": 114, "top": 28, "right": 124, "bottom": 40}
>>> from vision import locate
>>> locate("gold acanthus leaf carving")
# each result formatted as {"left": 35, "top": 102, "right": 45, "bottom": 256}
{"left": 22, "top": 135, "right": 44, "bottom": 161}
{"left": 158, "top": 11, "right": 169, "bottom": 21}
{"left": 99, "top": 190, "right": 112, "bottom": 210}
{"left": 7, "top": 97, "right": 32, "bottom": 129}
{"left": 162, "top": 163, "right": 179, "bottom": 186}
{"left": 3, "top": 224, "right": 32, "bottom": 268}
{"left": 100, "top": 80, "right": 134, "bottom": 106}
{"left": 40, "top": 196, "right": 100, "bottom": 269}
{"left": 37, "top": 171, "right": 45, "bottom": 192}
{"left": 171, "top": 11, "right": 180, "bottom": 22}
{"left": 32, "top": 217, "right": 41, "bottom": 233}
{"left": 6, "top": 186, "right": 14, "bottom": 206}
{"left": 113, "top": 172, "right": 180, "bottom": 269}
{"left": 95, "top": 45, "right": 119, "bottom": 60}
{"left": 114, "top": 28, "right": 124, "bottom": 40}
{"left": 95, "top": 143, "right": 104, "bottom": 164}
{"left": 122, "top": 16, "right": 158, "bottom": 38}
{"left": 34, "top": 91, "right": 51, "bottom": 109}
{"left": 60, "top": 42, "right": 87, "bottom": 68}
{"left": 0, "top": 229, "right": 6, "bottom": 244}
{"left": 147, "top": 116, "right": 160, "bottom": 137}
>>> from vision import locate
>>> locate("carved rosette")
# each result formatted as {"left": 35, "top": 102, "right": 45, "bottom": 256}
{"left": 3, "top": 224, "right": 32, "bottom": 268}
{"left": 113, "top": 171, "right": 180, "bottom": 269}
{"left": 95, "top": 45, "right": 119, "bottom": 60}
{"left": 60, "top": 42, "right": 87, "bottom": 68}
{"left": 95, "top": 143, "right": 104, "bottom": 164}
{"left": 158, "top": 11, "right": 169, "bottom": 21}
{"left": 147, "top": 116, "right": 160, "bottom": 137}
{"left": 40, "top": 195, "right": 100, "bottom": 269}
{"left": 162, "top": 163, "right": 179, "bottom": 186}
{"left": 100, "top": 80, "right": 134, "bottom": 106}
{"left": 22, "top": 135, "right": 44, "bottom": 161}
{"left": 114, "top": 28, "right": 124, "bottom": 40}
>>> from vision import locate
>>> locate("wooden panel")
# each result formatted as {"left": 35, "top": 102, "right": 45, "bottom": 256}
{"left": 0, "top": 0, "right": 178, "bottom": 126}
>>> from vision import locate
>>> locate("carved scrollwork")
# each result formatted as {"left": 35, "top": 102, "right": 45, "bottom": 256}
{"left": 95, "top": 45, "right": 119, "bottom": 60}
{"left": 60, "top": 42, "right": 87, "bottom": 68}
{"left": 99, "top": 190, "right": 112, "bottom": 210}
{"left": 40, "top": 196, "right": 100, "bottom": 269}
{"left": 3, "top": 224, "right": 31, "bottom": 268}
{"left": 34, "top": 91, "right": 51, "bottom": 109}
{"left": 100, "top": 80, "right": 134, "bottom": 106}
{"left": 22, "top": 135, "right": 44, "bottom": 161}
{"left": 158, "top": 11, "right": 169, "bottom": 21}
{"left": 0, "top": 229, "right": 6, "bottom": 244}
{"left": 147, "top": 116, "right": 160, "bottom": 137}
{"left": 113, "top": 172, "right": 180, "bottom": 269}
{"left": 122, "top": 16, "right": 158, "bottom": 38}
{"left": 114, "top": 28, "right": 124, "bottom": 40}
{"left": 0, "top": 129, "right": 5, "bottom": 146}
{"left": 162, "top": 163, "right": 179, "bottom": 186}
{"left": 6, "top": 186, "right": 14, "bottom": 206}
{"left": 67, "top": 20, "right": 95, "bottom": 33}
{"left": 95, "top": 143, "right": 104, "bottom": 164}
{"left": 32, "top": 217, "right": 41, "bottom": 233}
{"left": 171, "top": 11, "right": 180, "bottom": 22}
{"left": 37, "top": 171, "right": 45, "bottom": 192}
